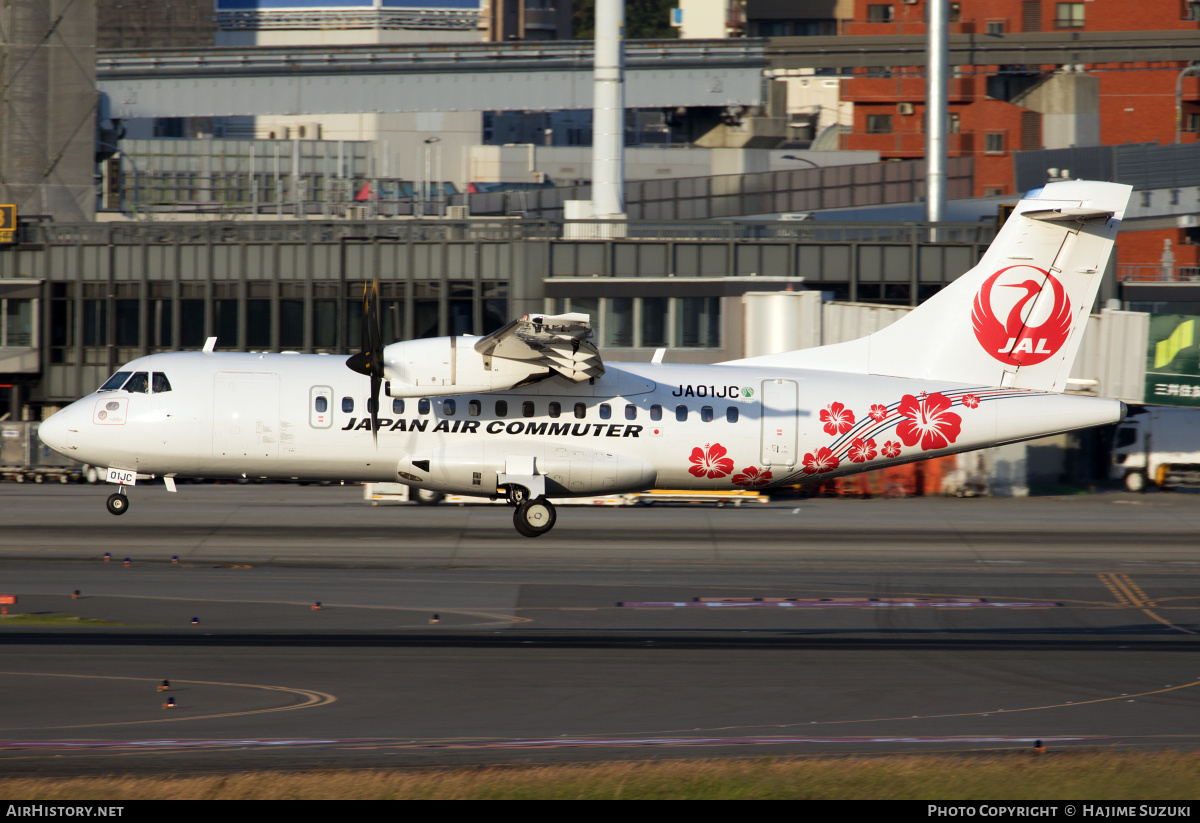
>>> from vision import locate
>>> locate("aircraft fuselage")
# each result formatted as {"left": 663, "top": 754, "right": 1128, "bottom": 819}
{"left": 40, "top": 350, "right": 1123, "bottom": 498}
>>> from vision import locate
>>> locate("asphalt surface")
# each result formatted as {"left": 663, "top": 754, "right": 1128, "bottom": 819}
{"left": 1, "top": 483, "right": 1198, "bottom": 775}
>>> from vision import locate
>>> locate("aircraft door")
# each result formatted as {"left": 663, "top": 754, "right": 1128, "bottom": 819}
{"left": 309, "top": 386, "right": 333, "bottom": 429}
{"left": 213, "top": 371, "right": 280, "bottom": 458}
{"left": 760, "top": 379, "right": 799, "bottom": 468}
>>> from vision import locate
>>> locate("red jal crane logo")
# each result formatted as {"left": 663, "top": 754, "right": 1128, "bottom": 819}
{"left": 971, "top": 265, "right": 1072, "bottom": 367}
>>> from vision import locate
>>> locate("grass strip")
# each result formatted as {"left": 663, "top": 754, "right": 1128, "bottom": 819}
{"left": 2, "top": 752, "right": 1199, "bottom": 800}
{"left": 0, "top": 613, "right": 120, "bottom": 627}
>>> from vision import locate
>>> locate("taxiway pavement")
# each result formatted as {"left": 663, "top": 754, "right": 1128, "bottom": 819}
{"left": 1, "top": 484, "right": 1198, "bottom": 774}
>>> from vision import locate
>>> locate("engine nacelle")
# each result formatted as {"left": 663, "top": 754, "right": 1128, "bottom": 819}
{"left": 382, "top": 336, "right": 549, "bottom": 398}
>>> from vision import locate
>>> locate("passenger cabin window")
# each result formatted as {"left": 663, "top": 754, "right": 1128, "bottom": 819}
{"left": 701, "top": 406, "right": 714, "bottom": 422}
{"left": 599, "top": 404, "right": 611, "bottom": 420}
{"left": 676, "top": 404, "right": 688, "bottom": 422}
{"left": 495, "top": 400, "right": 508, "bottom": 417}
{"left": 443, "top": 399, "right": 456, "bottom": 416}
{"left": 625, "top": 404, "right": 637, "bottom": 420}
{"left": 469, "top": 399, "right": 481, "bottom": 416}
{"left": 151, "top": 373, "right": 172, "bottom": 393}
{"left": 548, "top": 402, "right": 561, "bottom": 418}
{"left": 418, "top": 399, "right": 430, "bottom": 415}
{"left": 650, "top": 404, "right": 662, "bottom": 421}
{"left": 315, "top": 396, "right": 329, "bottom": 414}
{"left": 574, "top": 403, "right": 586, "bottom": 419}
{"left": 523, "top": 401, "right": 535, "bottom": 417}
{"left": 342, "top": 397, "right": 354, "bottom": 413}
{"left": 392, "top": 399, "right": 404, "bottom": 415}
{"left": 726, "top": 406, "right": 739, "bottom": 423}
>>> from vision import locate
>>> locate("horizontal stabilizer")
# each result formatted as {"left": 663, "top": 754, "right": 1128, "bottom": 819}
{"left": 1024, "top": 207, "right": 1114, "bottom": 223}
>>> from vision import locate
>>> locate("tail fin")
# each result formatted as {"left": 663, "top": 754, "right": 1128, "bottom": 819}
{"left": 730, "top": 180, "right": 1131, "bottom": 392}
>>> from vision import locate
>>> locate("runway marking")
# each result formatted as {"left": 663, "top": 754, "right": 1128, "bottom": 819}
{"left": 347, "top": 735, "right": 1103, "bottom": 750}
{"left": 1097, "top": 573, "right": 1198, "bottom": 635}
{"left": 653, "top": 679, "right": 1200, "bottom": 737}
{"left": 0, "top": 671, "right": 337, "bottom": 731}
{"left": 0, "top": 739, "right": 343, "bottom": 752}
{"left": 0, "top": 735, "right": 1102, "bottom": 754}
{"left": 2, "top": 593, "right": 531, "bottom": 626}
{"left": 619, "top": 597, "right": 1060, "bottom": 608}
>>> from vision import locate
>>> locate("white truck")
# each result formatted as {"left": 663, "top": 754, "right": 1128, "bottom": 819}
{"left": 0, "top": 421, "right": 82, "bottom": 483}
{"left": 1110, "top": 406, "right": 1200, "bottom": 491}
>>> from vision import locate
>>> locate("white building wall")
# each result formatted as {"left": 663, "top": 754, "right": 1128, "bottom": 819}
{"left": 213, "top": 4, "right": 485, "bottom": 189}
{"left": 675, "top": 0, "right": 733, "bottom": 39}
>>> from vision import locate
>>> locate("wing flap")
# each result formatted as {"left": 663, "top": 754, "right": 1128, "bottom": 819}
{"left": 474, "top": 313, "right": 605, "bottom": 383}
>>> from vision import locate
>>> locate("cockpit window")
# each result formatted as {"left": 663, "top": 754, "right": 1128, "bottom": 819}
{"left": 99, "top": 371, "right": 132, "bottom": 392}
{"left": 124, "top": 372, "right": 150, "bottom": 394}
{"left": 152, "top": 373, "right": 172, "bottom": 393}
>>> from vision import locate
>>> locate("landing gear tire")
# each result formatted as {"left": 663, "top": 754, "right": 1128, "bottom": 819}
{"left": 1125, "top": 471, "right": 1147, "bottom": 493}
{"left": 513, "top": 497, "right": 556, "bottom": 538}
{"left": 106, "top": 492, "right": 129, "bottom": 516}
{"left": 414, "top": 489, "right": 444, "bottom": 506}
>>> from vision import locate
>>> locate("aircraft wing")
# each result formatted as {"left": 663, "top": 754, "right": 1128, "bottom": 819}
{"left": 474, "top": 313, "right": 605, "bottom": 383}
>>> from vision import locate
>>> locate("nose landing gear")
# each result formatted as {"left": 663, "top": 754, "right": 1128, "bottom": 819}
{"left": 106, "top": 489, "right": 130, "bottom": 516}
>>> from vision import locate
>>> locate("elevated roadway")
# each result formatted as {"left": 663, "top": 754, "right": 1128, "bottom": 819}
{"left": 95, "top": 32, "right": 1200, "bottom": 118}
{"left": 767, "top": 29, "right": 1200, "bottom": 69}
{"left": 97, "top": 39, "right": 768, "bottom": 117}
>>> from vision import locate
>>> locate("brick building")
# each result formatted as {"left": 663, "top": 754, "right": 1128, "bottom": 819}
{"left": 839, "top": 1, "right": 1200, "bottom": 200}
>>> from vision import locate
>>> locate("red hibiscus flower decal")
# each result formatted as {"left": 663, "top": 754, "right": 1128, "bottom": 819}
{"left": 688, "top": 443, "right": 734, "bottom": 479}
{"left": 847, "top": 438, "right": 877, "bottom": 463}
{"left": 896, "top": 392, "right": 962, "bottom": 451}
{"left": 732, "top": 466, "right": 773, "bottom": 487}
{"left": 802, "top": 447, "right": 839, "bottom": 475}
{"left": 882, "top": 440, "right": 901, "bottom": 458}
{"left": 869, "top": 404, "right": 889, "bottom": 422}
{"left": 820, "top": 402, "right": 855, "bottom": 436}
{"left": 962, "top": 394, "right": 980, "bottom": 409}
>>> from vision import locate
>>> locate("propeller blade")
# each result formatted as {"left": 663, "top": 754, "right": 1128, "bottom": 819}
{"left": 345, "top": 280, "right": 384, "bottom": 448}
{"left": 370, "top": 375, "right": 382, "bottom": 448}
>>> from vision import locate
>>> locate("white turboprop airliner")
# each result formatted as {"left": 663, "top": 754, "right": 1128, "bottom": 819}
{"left": 39, "top": 180, "right": 1131, "bottom": 536}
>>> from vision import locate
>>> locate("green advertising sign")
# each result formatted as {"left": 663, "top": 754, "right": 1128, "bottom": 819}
{"left": 1145, "top": 314, "right": 1200, "bottom": 407}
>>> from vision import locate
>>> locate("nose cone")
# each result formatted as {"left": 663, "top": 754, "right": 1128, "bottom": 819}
{"left": 38, "top": 406, "right": 75, "bottom": 457}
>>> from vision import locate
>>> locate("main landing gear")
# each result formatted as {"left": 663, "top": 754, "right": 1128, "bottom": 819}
{"left": 106, "top": 488, "right": 129, "bottom": 516}
{"left": 506, "top": 484, "right": 556, "bottom": 538}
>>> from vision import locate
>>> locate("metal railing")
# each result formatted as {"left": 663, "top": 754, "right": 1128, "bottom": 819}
{"left": 27, "top": 218, "right": 998, "bottom": 247}
{"left": 1118, "top": 264, "right": 1200, "bottom": 282}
